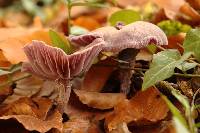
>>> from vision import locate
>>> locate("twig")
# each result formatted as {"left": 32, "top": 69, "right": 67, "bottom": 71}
{"left": 0, "top": 74, "right": 31, "bottom": 88}
{"left": 173, "top": 73, "right": 200, "bottom": 78}
{"left": 156, "top": 45, "right": 166, "bottom": 51}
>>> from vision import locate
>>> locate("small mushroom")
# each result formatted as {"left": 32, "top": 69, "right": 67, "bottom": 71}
{"left": 69, "top": 21, "right": 168, "bottom": 52}
{"left": 22, "top": 40, "right": 103, "bottom": 113}
{"left": 69, "top": 21, "right": 168, "bottom": 95}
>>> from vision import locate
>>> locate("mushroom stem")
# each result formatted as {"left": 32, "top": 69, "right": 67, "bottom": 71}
{"left": 56, "top": 79, "right": 72, "bottom": 114}
{"left": 118, "top": 48, "right": 140, "bottom": 95}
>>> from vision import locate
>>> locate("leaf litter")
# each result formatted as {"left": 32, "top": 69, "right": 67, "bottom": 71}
{"left": 0, "top": 0, "right": 199, "bottom": 133}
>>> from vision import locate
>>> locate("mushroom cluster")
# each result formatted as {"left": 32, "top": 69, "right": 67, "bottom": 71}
{"left": 22, "top": 21, "right": 168, "bottom": 113}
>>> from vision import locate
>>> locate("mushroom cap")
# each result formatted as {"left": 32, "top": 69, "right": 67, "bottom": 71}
{"left": 22, "top": 40, "right": 103, "bottom": 81}
{"left": 69, "top": 21, "right": 168, "bottom": 52}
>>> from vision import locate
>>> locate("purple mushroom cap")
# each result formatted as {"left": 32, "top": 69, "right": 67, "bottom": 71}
{"left": 69, "top": 21, "right": 168, "bottom": 52}
{"left": 22, "top": 40, "right": 103, "bottom": 81}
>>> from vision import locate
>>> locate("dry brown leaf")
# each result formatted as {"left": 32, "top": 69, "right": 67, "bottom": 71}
{"left": 3, "top": 75, "right": 43, "bottom": 104}
{"left": 74, "top": 89, "right": 126, "bottom": 110}
{"left": 63, "top": 118, "right": 90, "bottom": 133}
{"left": 73, "top": 16, "right": 100, "bottom": 31}
{"left": 164, "top": 33, "right": 185, "bottom": 53}
{"left": 0, "top": 97, "right": 62, "bottom": 132}
{"left": 0, "top": 86, "right": 12, "bottom": 104}
{"left": 35, "top": 80, "right": 58, "bottom": 99}
{"left": 109, "top": 123, "right": 131, "bottom": 133}
{"left": 129, "top": 120, "right": 176, "bottom": 133}
{"left": 152, "top": 0, "right": 185, "bottom": 19}
{"left": 179, "top": 2, "right": 200, "bottom": 21}
{"left": 81, "top": 59, "right": 115, "bottom": 92}
{"left": 0, "top": 28, "right": 51, "bottom": 64}
{"left": 105, "top": 87, "right": 169, "bottom": 131}
{"left": 152, "top": 0, "right": 200, "bottom": 21}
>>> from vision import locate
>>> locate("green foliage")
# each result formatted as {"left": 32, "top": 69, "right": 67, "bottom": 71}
{"left": 70, "top": 26, "right": 89, "bottom": 35}
{"left": 183, "top": 29, "right": 200, "bottom": 62}
{"left": 108, "top": 9, "right": 141, "bottom": 26}
{"left": 142, "top": 50, "right": 192, "bottom": 90}
{"left": 147, "top": 44, "right": 157, "bottom": 54}
{"left": 157, "top": 20, "right": 191, "bottom": 36}
{"left": 162, "top": 95, "right": 189, "bottom": 131}
{"left": 49, "top": 29, "right": 74, "bottom": 54}
{"left": 177, "top": 62, "right": 197, "bottom": 72}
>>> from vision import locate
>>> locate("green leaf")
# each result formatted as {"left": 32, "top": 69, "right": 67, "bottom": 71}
{"left": 142, "top": 50, "right": 191, "bottom": 90}
{"left": 147, "top": 44, "right": 157, "bottom": 54}
{"left": 195, "top": 122, "right": 200, "bottom": 128}
{"left": 177, "top": 62, "right": 197, "bottom": 72}
{"left": 142, "top": 50, "right": 180, "bottom": 90}
{"left": 183, "top": 29, "right": 200, "bottom": 62}
{"left": 70, "top": 26, "right": 89, "bottom": 35}
{"left": 194, "top": 104, "right": 200, "bottom": 109}
{"left": 157, "top": 20, "right": 191, "bottom": 36}
{"left": 162, "top": 95, "right": 188, "bottom": 129}
{"left": 49, "top": 29, "right": 73, "bottom": 54}
{"left": 108, "top": 9, "right": 141, "bottom": 26}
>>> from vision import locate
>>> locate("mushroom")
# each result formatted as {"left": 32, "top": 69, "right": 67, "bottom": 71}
{"left": 22, "top": 40, "right": 103, "bottom": 113}
{"left": 69, "top": 21, "right": 168, "bottom": 95}
{"left": 69, "top": 21, "right": 168, "bottom": 52}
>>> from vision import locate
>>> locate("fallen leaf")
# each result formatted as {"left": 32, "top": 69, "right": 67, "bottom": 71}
{"left": 81, "top": 59, "right": 115, "bottom": 92}
{"left": 0, "top": 97, "right": 62, "bottom": 132}
{"left": 152, "top": 0, "right": 185, "bottom": 19}
{"left": 152, "top": 0, "right": 200, "bottom": 21}
{"left": 73, "top": 16, "right": 100, "bottom": 31}
{"left": 0, "top": 86, "right": 12, "bottom": 104}
{"left": 105, "top": 87, "right": 169, "bottom": 131}
{"left": 164, "top": 33, "right": 185, "bottom": 53}
{"left": 74, "top": 89, "right": 126, "bottom": 110}
{"left": 0, "top": 28, "right": 51, "bottom": 64}
{"left": 63, "top": 118, "right": 90, "bottom": 133}
{"left": 3, "top": 75, "right": 43, "bottom": 104}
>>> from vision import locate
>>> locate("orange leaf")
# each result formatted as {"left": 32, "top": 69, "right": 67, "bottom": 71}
{"left": 73, "top": 16, "right": 100, "bottom": 31}
{"left": 105, "top": 87, "right": 169, "bottom": 131}
{"left": 0, "top": 97, "right": 62, "bottom": 132}
{"left": 74, "top": 89, "right": 126, "bottom": 110}
{"left": 0, "top": 28, "right": 51, "bottom": 64}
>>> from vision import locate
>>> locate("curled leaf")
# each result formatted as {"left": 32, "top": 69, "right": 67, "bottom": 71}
{"left": 74, "top": 89, "right": 126, "bottom": 110}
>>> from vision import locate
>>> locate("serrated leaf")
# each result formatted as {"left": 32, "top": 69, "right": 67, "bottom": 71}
{"left": 108, "top": 9, "right": 141, "bottom": 26}
{"left": 183, "top": 29, "right": 200, "bottom": 62}
{"left": 49, "top": 30, "right": 73, "bottom": 54}
{"left": 142, "top": 50, "right": 191, "bottom": 90}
